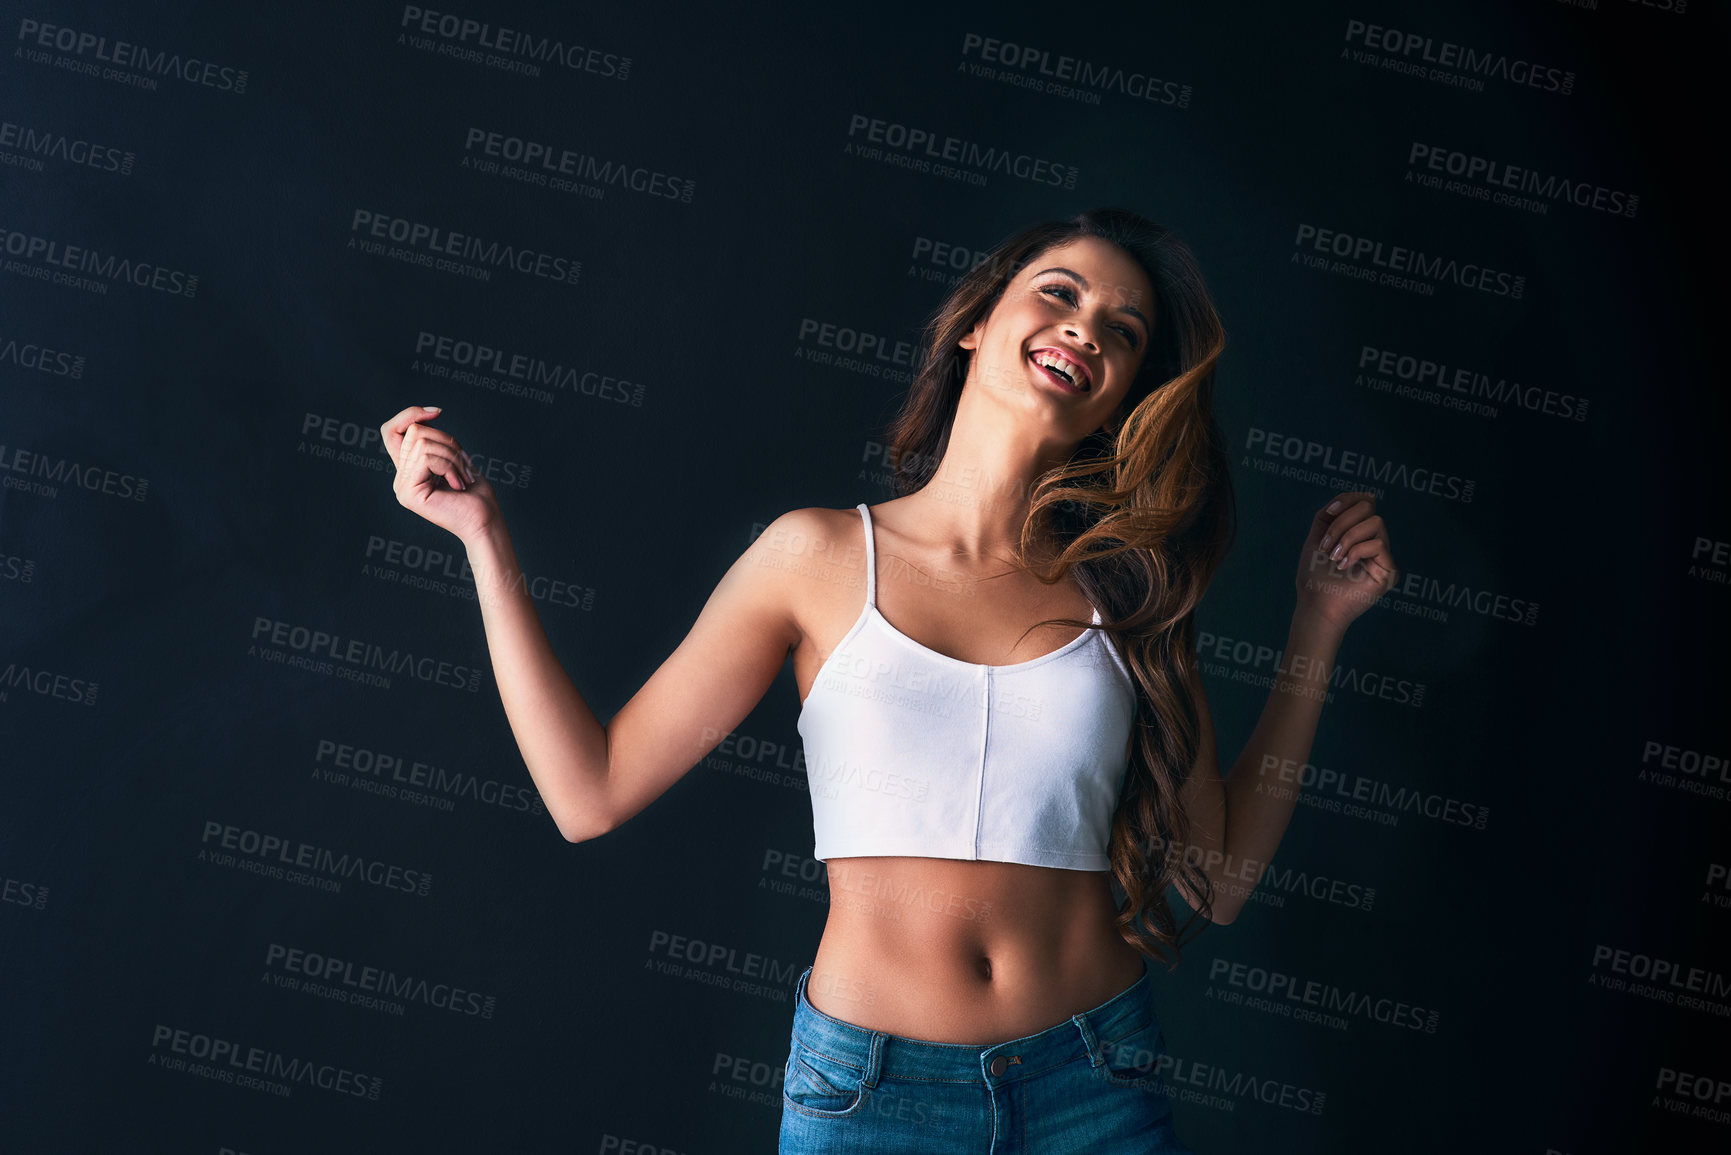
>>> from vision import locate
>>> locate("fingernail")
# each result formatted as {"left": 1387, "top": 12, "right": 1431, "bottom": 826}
{"left": 1325, "top": 500, "right": 1341, "bottom": 514}
{"left": 424, "top": 405, "right": 442, "bottom": 413}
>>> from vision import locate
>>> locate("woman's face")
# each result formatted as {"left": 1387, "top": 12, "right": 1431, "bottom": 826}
{"left": 958, "top": 235, "right": 1154, "bottom": 442}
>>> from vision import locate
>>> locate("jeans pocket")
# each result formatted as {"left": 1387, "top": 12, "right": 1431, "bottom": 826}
{"left": 782, "top": 1036, "right": 870, "bottom": 1119}
{"left": 1094, "top": 1022, "right": 1168, "bottom": 1090}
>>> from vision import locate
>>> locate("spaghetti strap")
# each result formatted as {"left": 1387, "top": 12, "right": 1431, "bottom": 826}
{"left": 856, "top": 503, "right": 876, "bottom": 607}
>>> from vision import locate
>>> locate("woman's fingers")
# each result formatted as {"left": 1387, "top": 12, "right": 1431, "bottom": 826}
{"left": 397, "top": 441, "right": 469, "bottom": 497}
{"left": 379, "top": 405, "right": 443, "bottom": 468}
{"left": 1326, "top": 514, "right": 1386, "bottom": 570}
{"left": 381, "top": 405, "right": 479, "bottom": 485}
{"left": 1318, "top": 495, "right": 1375, "bottom": 554}
{"left": 402, "top": 424, "right": 476, "bottom": 482}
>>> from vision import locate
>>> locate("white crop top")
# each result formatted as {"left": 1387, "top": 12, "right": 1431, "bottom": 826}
{"left": 796, "top": 503, "right": 1139, "bottom": 871}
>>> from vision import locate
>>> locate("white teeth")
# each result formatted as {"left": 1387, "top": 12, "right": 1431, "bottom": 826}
{"left": 1033, "top": 352, "right": 1085, "bottom": 388}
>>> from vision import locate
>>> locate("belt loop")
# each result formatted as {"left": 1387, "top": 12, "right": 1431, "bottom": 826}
{"left": 862, "top": 1031, "right": 884, "bottom": 1088}
{"left": 1071, "top": 1011, "right": 1104, "bottom": 1068}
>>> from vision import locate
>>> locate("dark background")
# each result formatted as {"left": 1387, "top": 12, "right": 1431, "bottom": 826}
{"left": 2, "top": 1, "right": 1726, "bottom": 1151}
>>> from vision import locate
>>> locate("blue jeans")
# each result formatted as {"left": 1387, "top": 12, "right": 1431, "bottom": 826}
{"left": 780, "top": 955, "right": 1194, "bottom": 1153}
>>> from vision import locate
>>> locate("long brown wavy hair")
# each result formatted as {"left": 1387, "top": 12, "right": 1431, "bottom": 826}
{"left": 882, "top": 208, "right": 1236, "bottom": 969}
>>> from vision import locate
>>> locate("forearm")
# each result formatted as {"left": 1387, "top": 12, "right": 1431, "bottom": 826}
{"left": 1212, "top": 613, "right": 1342, "bottom": 918}
{"left": 465, "top": 519, "right": 611, "bottom": 842}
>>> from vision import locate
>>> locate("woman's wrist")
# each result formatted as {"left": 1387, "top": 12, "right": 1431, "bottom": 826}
{"left": 462, "top": 515, "right": 511, "bottom": 559}
{"left": 1288, "top": 606, "right": 1347, "bottom": 656}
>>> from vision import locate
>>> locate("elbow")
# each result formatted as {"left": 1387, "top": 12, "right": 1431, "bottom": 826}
{"left": 1207, "top": 882, "right": 1244, "bottom": 925}
{"left": 559, "top": 808, "right": 614, "bottom": 845}
{"left": 556, "top": 788, "right": 616, "bottom": 844}
{"left": 1176, "top": 883, "right": 1238, "bottom": 926}
{"left": 557, "top": 753, "right": 614, "bottom": 844}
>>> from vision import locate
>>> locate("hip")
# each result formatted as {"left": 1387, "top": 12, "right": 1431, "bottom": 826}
{"left": 781, "top": 955, "right": 1193, "bottom": 1153}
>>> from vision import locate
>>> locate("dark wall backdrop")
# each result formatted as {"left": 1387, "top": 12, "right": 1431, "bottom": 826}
{"left": 3, "top": 1, "right": 1726, "bottom": 1151}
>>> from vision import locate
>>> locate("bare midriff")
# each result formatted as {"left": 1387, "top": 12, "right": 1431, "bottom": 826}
{"left": 805, "top": 854, "right": 1150, "bottom": 1045}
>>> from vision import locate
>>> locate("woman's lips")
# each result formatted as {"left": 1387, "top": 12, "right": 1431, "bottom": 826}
{"left": 1029, "top": 351, "right": 1089, "bottom": 393}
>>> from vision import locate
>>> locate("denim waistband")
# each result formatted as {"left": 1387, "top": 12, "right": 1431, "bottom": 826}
{"left": 790, "top": 954, "right": 1157, "bottom": 1089}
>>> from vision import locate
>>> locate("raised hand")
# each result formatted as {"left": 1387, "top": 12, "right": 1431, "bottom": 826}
{"left": 1294, "top": 491, "right": 1399, "bottom": 635}
{"left": 380, "top": 405, "right": 499, "bottom": 545}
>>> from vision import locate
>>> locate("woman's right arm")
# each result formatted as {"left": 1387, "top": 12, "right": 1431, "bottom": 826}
{"left": 464, "top": 513, "right": 804, "bottom": 843}
{"left": 381, "top": 405, "right": 808, "bottom": 845}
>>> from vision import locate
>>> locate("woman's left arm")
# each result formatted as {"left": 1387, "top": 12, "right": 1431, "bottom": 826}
{"left": 1173, "top": 491, "right": 1400, "bottom": 924}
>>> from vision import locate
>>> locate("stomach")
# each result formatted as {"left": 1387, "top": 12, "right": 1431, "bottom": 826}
{"left": 805, "top": 855, "right": 1151, "bottom": 1045}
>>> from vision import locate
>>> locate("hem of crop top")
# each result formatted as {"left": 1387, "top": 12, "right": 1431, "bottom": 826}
{"left": 813, "top": 836, "right": 1112, "bottom": 872}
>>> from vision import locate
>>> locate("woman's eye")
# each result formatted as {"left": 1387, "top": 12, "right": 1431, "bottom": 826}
{"left": 1041, "top": 284, "right": 1138, "bottom": 348}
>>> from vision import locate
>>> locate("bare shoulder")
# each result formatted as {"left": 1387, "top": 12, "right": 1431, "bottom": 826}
{"left": 749, "top": 504, "right": 868, "bottom": 588}
{"left": 749, "top": 504, "right": 872, "bottom": 652}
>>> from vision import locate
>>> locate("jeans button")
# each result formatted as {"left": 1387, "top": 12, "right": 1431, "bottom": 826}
{"left": 989, "top": 1055, "right": 1008, "bottom": 1076}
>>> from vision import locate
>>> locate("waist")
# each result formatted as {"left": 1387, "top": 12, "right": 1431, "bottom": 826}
{"left": 808, "top": 856, "right": 1148, "bottom": 1044}
{"left": 791, "top": 953, "right": 1158, "bottom": 1084}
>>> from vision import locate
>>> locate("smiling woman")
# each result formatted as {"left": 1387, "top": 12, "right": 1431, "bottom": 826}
{"left": 378, "top": 207, "right": 1399, "bottom": 1155}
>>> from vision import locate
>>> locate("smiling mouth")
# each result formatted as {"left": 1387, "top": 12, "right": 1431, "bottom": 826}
{"left": 1029, "top": 350, "right": 1089, "bottom": 393}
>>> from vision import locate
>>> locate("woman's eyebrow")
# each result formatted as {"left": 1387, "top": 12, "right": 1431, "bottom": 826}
{"left": 1031, "top": 266, "right": 1149, "bottom": 334}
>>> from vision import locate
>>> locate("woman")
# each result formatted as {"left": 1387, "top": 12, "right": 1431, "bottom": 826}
{"left": 379, "top": 208, "right": 1398, "bottom": 1153}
